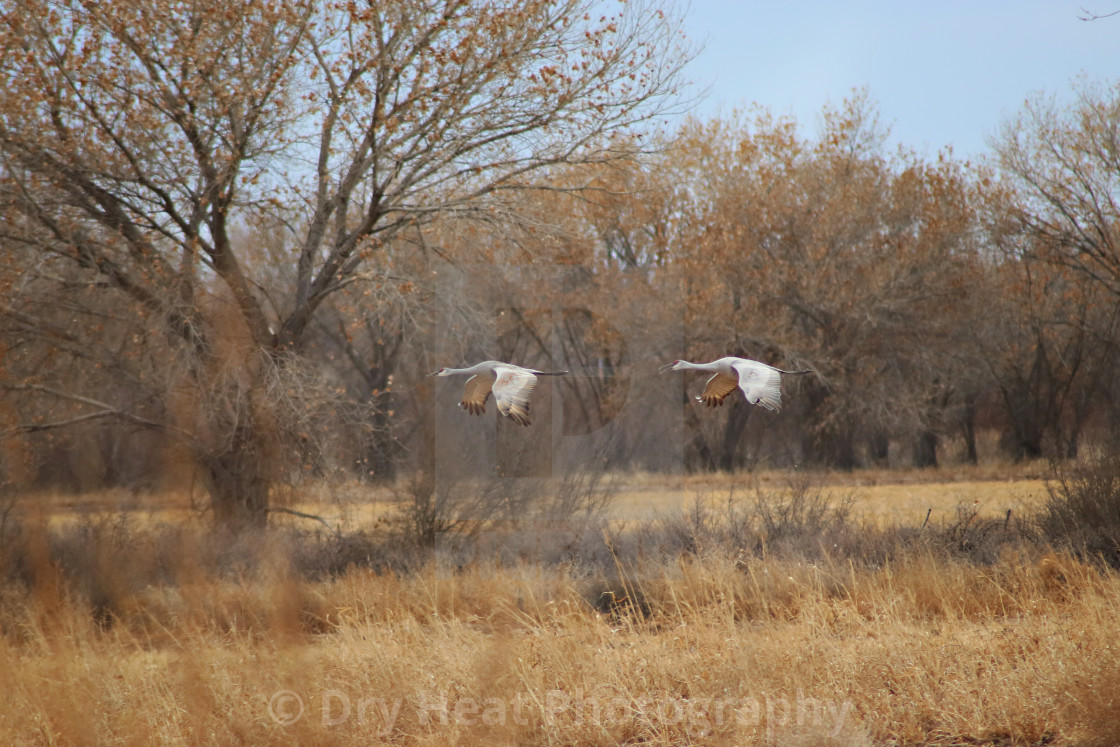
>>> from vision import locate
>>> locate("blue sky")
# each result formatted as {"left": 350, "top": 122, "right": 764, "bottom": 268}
{"left": 678, "top": 2, "right": 1120, "bottom": 160}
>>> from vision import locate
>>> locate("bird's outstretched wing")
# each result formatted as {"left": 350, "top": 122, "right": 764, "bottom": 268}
{"left": 698, "top": 372, "right": 740, "bottom": 407}
{"left": 460, "top": 374, "right": 494, "bottom": 415}
{"left": 491, "top": 365, "right": 539, "bottom": 426}
{"left": 732, "top": 360, "right": 783, "bottom": 411}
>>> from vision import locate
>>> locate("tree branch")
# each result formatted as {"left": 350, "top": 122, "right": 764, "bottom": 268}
{"left": 2, "top": 384, "right": 198, "bottom": 445}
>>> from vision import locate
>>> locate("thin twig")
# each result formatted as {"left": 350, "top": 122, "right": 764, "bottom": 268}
{"left": 267, "top": 506, "right": 332, "bottom": 530}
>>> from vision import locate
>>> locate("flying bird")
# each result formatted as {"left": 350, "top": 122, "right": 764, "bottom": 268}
{"left": 430, "top": 361, "right": 569, "bottom": 426}
{"left": 658, "top": 357, "right": 812, "bottom": 412}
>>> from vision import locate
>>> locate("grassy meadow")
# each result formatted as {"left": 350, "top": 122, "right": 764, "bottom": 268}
{"left": 2, "top": 465, "right": 1118, "bottom": 746}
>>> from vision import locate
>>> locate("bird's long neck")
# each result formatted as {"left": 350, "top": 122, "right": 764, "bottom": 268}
{"left": 447, "top": 362, "right": 490, "bottom": 376}
{"left": 679, "top": 360, "right": 717, "bottom": 372}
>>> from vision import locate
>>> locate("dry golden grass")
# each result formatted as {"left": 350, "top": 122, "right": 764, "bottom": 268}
{"left": 3, "top": 472, "right": 1119, "bottom": 745}
{"left": 21, "top": 461, "right": 1046, "bottom": 531}
{"left": 612, "top": 477, "right": 1046, "bottom": 526}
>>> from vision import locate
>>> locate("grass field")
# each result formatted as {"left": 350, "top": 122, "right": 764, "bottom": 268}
{"left": 607, "top": 465, "right": 1048, "bottom": 525}
{"left": 24, "top": 462, "right": 1048, "bottom": 529}
{"left": 2, "top": 467, "right": 1118, "bottom": 745}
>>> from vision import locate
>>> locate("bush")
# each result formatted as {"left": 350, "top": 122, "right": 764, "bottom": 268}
{"left": 927, "top": 502, "right": 1023, "bottom": 565}
{"left": 1035, "top": 453, "right": 1120, "bottom": 567}
{"left": 750, "top": 476, "right": 854, "bottom": 558}
{"left": 638, "top": 477, "right": 860, "bottom": 563}
{"left": 388, "top": 466, "right": 616, "bottom": 549}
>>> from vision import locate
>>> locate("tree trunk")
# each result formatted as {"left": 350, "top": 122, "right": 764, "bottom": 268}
{"left": 868, "top": 431, "right": 890, "bottom": 466}
{"left": 832, "top": 431, "right": 856, "bottom": 471}
{"left": 1064, "top": 385, "right": 1095, "bottom": 460}
{"left": 718, "top": 399, "right": 751, "bottom": 472}
{"left": 365, "top": 389, "right": 398, "bottom": 480}
{"left": 683, "top": 402, "right": 717, "bottom": 472}
{"left": 186, "top": 359, "right": 279, "bottom": 530}
{"left": 1009, "top": 408, "right": 1045, "bottom": 461}
{"left": 807, "top": 422, "right": 856, "bottom": 471}
{"left": 797, "top": 385, "right": 855, "bottom": 470}
{"left": 1000, "top": 425, "right": 1044, "bottom": 462}
{"left": 913, "top": 430, "right": 939, "bottom": 468}
{"left": 960, "top": 398, "right": 978, "bottom": 465}
{"left": 200, "top": 420, "right": 272, "bottom": 529}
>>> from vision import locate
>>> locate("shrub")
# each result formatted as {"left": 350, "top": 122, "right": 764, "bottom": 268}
{"left": 387, "top": 464, "right": 616, "bottom": 549}
{"left": 750, "top": 476, "right": 854, "bottom": 558}
{"left": 1035, "top": 453, "right": 1120, "bottom": 567}
{"left": 926, "top": 502, "right": 1025, "bottom": 565}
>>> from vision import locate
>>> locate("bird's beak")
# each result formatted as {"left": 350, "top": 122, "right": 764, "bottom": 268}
{"left": 657, "top": 362, "right": 674, "bottom": 374}
{"left": 426, "top": 371, "right": 439, "bottom": 377}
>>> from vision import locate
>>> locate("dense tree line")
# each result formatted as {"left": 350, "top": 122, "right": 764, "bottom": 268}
{"left": 3, "top": 1, "right": 1119, "bottom": 526}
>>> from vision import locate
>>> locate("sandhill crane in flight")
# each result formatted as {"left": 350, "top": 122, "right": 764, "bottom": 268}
{"left": 658, "top": 357, "right": 812, "bottom": 412}
{"left": 430, "top": 361, "right": 569, "bottom": 426}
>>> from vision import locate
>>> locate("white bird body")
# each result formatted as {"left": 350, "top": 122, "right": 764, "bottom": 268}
{"left": 659, "top": 356, "right": 812, "bottom": 412}
{"left": 431, "top": 361, "right": 569, "bottom": 426}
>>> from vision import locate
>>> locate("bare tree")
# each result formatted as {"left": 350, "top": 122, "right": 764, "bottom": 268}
{"left": 0, "top": 0, "right": 693, "bottom": 526}
{"left": 994, "top": 80, "right": 1120, "bottom": 299}
{"left": 988, "top": 79, "right": 1120, "bottom": 458}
